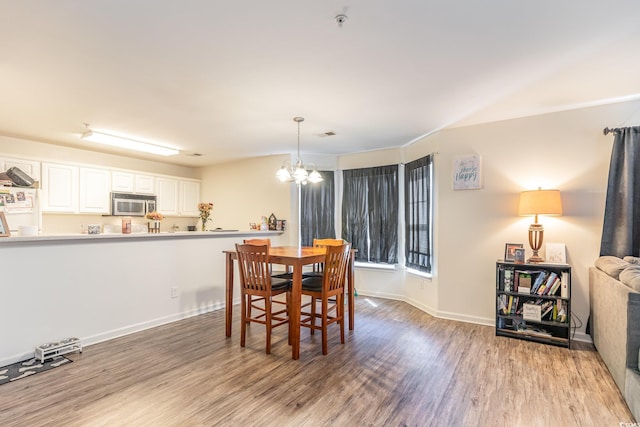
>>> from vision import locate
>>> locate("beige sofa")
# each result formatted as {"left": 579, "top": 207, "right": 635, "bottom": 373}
{"left": 590, "top": 256, "right": 640, "bottom": 421}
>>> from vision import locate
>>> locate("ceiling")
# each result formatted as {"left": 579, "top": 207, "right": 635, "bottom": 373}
{"left": 1, "top": 1, "right": 640, "bottom": 167}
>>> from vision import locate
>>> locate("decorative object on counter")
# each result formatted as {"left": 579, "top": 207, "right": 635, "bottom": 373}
{"left": 198, "top": 202, "right": 214, "bottom": 231}
{"left": 146, "top": 211, "right": 164, "bottom": 234}
{"left": 0, "top": 212, "right": 10, "bottom": 237}
{"left": 260, "top": 216, "right": 268, "bottom": 231}
{"left": 121, "top": 217, "right": 132, "bottom": 234}
{"left": 268, "top": 213, "right": 277, "bottom": 230}
{"left": 276, "top": 219, "right": 286, "bottom": 231}
{"left": 187, "top": 225, "right": 196, "bottom": 232}
{"left": 87, "top": 225, "right": 101, "bottom": 235}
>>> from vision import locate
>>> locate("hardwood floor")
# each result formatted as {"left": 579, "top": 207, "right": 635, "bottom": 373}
{"left": 0, "top": 297, "right": 634, "bottom": 426}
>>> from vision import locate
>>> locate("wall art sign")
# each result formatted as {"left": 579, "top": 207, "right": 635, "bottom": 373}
{"left": 453, "top": 154, "right": 482, "bottom": 190}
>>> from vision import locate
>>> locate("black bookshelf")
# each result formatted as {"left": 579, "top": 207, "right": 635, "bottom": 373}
{"left": 496, "top": 260, "right": 571, "bottom": 348}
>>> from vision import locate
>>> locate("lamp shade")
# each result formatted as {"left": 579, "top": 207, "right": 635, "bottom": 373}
{"left": 518, "top": 189, "right": 563, "bottom": 216}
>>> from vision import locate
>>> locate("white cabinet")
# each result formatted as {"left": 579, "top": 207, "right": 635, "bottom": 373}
{"left": 79, "top": 167, "right": 110, "bottom": 213}
{"left": 156, "top": 177, "right": 178, "bottom": 216}
{"left": 134, "top": 174, "right": 154, "bottom": 194}
{"left": 0, "top": 156, "right": 41, "bottom": 181}
{"left": 179, "top": 180, "right": 200, "bottom": 217}
{"left": 111, "top": 171, "right": 134, "bottom": 192}
{"left": 111, "top": 171, "right": 154, "bottom": 194}
{"left": 41, "top": 162, "right": 79, "bottom": 213}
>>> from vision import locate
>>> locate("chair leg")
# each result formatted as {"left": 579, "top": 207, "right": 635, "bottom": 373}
{"left": 265, "top": 296, "right": 272, "bottom": 354}
{"left": 339, "top": 292, "right": 345, "bottom": 344}
{"left": 310, "top": 297, "right": 317, "bottom": 335}
{"left": 240, "top": 293, "right": 247, "bottom": 348}
{"left": 321, "top": 297, "right": 328, "bottom": 355}
{"left": 287, "top": 291, "right": 292, "bottom": 345}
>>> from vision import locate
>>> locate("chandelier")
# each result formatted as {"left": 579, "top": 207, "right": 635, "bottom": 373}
{"left": 276, "top": 117, "right": 323, "bottom": 185}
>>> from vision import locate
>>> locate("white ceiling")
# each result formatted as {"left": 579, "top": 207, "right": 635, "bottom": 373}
{"left": 1, "top": 1, "right": 640, "bottom": 167}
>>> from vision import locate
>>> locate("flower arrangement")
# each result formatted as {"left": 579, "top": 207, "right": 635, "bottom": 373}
{"left": 198, "top": 202, "right": 214, "bottom": 231}
{"left": 146, "top": 211, "right": 164, "bottom": 221}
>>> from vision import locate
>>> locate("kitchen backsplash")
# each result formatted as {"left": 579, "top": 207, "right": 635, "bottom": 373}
{"left": 42, "top": 214, "right": 199, "bottom": 235}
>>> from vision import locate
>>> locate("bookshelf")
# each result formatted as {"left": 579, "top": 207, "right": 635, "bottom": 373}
{"left": 496, "top": 260, "right": 571, "bottom": 348}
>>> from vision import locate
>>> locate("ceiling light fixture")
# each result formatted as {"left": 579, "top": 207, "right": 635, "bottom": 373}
{"left": 81, "top": 129, "right": 179, "bottom": 156}
{"left": 276, "top": 117, "right": 323, "bottom": 185}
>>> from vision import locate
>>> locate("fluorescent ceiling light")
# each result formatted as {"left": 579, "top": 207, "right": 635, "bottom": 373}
{"left": 81, "top": 130, "right": 179, "bottom": 156}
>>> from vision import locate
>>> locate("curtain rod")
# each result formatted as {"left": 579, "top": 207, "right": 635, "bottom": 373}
{"left": 603, "top": 127, "right": 621, "bottom": 136}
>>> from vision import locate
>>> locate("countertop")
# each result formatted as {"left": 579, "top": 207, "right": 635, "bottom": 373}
{"left": 0, "top": 230, "right": 283, "bottom": 245}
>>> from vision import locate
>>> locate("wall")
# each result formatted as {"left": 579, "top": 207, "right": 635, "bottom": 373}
{"left": 338, "top": 100, "right": 640, "bottom": 342}
{"left": 197, "top": 154, "right": 296, "bottom": 245}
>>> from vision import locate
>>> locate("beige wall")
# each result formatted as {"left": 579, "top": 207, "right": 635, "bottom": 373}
{"left": 197, "top": 154, "right": 295, "bottom": 245}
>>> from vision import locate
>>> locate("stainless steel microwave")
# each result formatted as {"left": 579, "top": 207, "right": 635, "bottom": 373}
{"left": 111, "top": 192, "right": 157, "bottom": 217}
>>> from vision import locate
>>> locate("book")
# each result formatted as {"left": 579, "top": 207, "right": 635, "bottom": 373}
{"left": 531, "top": 271, "right": 548, "bottom": 294}
{"left": 561, "top": 271, "right": 570, "bottom": 298}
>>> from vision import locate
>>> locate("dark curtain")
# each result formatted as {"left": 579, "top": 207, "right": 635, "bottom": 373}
{"left": 342, "top": 165, "right": 398, "bottom": 263}
{"left": 300, "top": 171, "right": 335, "bottom": 246}
{"left": 600, "top": 126, "right": 640, "bottom": 257}
{"left": 405, "top": 155, "right": 433, "bottom": 273}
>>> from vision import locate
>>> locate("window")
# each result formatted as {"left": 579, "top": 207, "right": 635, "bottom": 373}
{"left": 404, "top": 155, "right": 433, "bottom": 273}
{"left": 342, "top": 165, "right": 398, "bottom": 264}
{"left": 300, "top": 171, "right": 335, "bottom": 247}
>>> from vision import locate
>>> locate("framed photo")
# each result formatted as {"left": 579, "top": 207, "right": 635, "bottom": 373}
{"left": 545, "top": 243, "right": 566, "bottom": 264}
{"left": 504, "top": 243, "right": 524, "bottom": 262}
{"left": 0, "top": 212, "right": 10, "bottom": 237}
{"left": 514, "top": 248, "right": 525, "bottom": 264}
{"left": 453, "top": 154, "right": 482, "bottom": 190}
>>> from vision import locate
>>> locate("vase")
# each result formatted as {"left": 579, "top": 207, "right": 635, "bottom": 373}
{"left": 201, "top": 218, "right": 208, "bottom": 232}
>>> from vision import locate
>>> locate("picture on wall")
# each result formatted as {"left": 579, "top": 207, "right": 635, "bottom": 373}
{"left": 453, "top": 154, "right": 482, "bottom": 190}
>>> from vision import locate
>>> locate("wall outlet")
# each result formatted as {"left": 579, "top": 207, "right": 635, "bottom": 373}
{"left": 170, "top": 287, "right": 178, "bottom": 298}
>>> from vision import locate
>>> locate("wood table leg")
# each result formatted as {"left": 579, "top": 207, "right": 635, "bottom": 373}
{"left": 225, "top": 252, "right": 234, "bottom": 337}
{"left": 348, "top": 251, "right": 355, "bottom": 330}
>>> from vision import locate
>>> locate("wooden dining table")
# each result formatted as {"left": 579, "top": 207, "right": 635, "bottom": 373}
{"left": 224, "top": 245, "right": 356, "bottom": 359}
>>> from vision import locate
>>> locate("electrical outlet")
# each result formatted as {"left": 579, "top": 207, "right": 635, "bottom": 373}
{"left": 171, "top": 287, "right": 178, "bottom": 298}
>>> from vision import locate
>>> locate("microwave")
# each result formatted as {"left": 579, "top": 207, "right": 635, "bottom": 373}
{"left": 111, "top": 192, "right": 157, "bottom": 217}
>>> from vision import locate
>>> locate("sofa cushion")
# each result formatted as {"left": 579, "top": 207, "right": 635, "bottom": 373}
{"left": 619, "top": 266, "right": 640, "bottom": 292}
{"left": 624, "top": 256, "right": 640, "bottom": 265}
{"left": 595, "top": 256, "right": 631, "bottom": 280}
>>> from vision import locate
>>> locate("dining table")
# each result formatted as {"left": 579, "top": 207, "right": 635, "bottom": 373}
{"left": 224, "top": 245, "right": 356, "bottom": 359}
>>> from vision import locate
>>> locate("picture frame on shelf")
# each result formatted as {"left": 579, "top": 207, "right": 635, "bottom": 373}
{"left": 545, "top": 242, "right": 566, "bottom": 264}
{"left": 0, "top": 212, "right": 10, "bottom": 237}
{"left": 514, "top": 248, "right": 525, "bottom": 264}
{"left": 504, "top": 243, "right": 524, "bottom": 262}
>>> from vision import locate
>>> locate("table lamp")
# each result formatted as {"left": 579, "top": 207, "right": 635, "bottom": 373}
{"left": 518, "top": 188, "right": 562, "bottom": 263}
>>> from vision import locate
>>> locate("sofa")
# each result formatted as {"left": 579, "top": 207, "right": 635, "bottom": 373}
{"left": 590, "top": 255, "right": 640, "bottom": 421}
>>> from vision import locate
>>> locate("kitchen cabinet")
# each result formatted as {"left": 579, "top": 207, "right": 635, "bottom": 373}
{"left": 156, "top": 177, "right": 178, "bottom": 216}
{"left": 179, "top": 180, "right": 200, "bottom": 217}
{"left": 41, "top": 162, "right": 79, "bottom": 213}
{"left": 0, "top": 156, "right": 41, "bottom": 181}
{"left": 79, "top": 167, "right": 110, "bottom": 213}
{"left": 111, "top": 171, "right": 154, "bottom": 194}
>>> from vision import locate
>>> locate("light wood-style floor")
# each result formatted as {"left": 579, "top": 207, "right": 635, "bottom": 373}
{"left": 0, "top": 297, "right": 634, "bottom": 426}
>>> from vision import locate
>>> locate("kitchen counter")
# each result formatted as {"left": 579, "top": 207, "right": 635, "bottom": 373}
{"left": 0, "top": 228, "right": 288, "bottom": 366}
{"left": 0, "top": 230, "right": 282, "bottom": 244}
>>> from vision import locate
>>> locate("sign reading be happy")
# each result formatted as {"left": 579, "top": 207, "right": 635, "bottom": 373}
{"left": 453, "top": 154, "right": 482, "bottom": 190}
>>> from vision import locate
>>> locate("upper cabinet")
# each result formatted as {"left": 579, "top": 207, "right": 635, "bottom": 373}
{"left": 157, "top": 178, "right": 200, "bottom": 217}
{"left": 41, "top": 162, "right": 79, "bottom": 213}
{"left": 111, "top": 171, "right": 155, "bottom": 194}
{"left": 0, "top": 156, "right": 41, "bottom": 181}
{"left": 179, "top": 180, "right": 200, "bottom": 217}
{"left": 156, "top": 177, "right": 179, "bottom": 216}
{"left": 79, "top": 167, "right": 110, "bottom": 214}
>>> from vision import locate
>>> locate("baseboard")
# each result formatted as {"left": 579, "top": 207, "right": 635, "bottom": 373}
{"left": 0, "top": 302, "right": 225, "bottom": 368}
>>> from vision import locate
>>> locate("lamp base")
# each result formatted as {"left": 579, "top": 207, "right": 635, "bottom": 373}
{"left": 527, "top": 223, "right": 545, "bottom": 264}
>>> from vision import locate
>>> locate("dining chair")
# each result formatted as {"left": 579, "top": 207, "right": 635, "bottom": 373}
{"left": 235, "top": 243, "right": 291, "bottom": 354}
{"left": 305, "top": 238, "right": 344, "bottom": 278}
{"left": 300, "top": 242, "right": 351, "bottom": 355}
